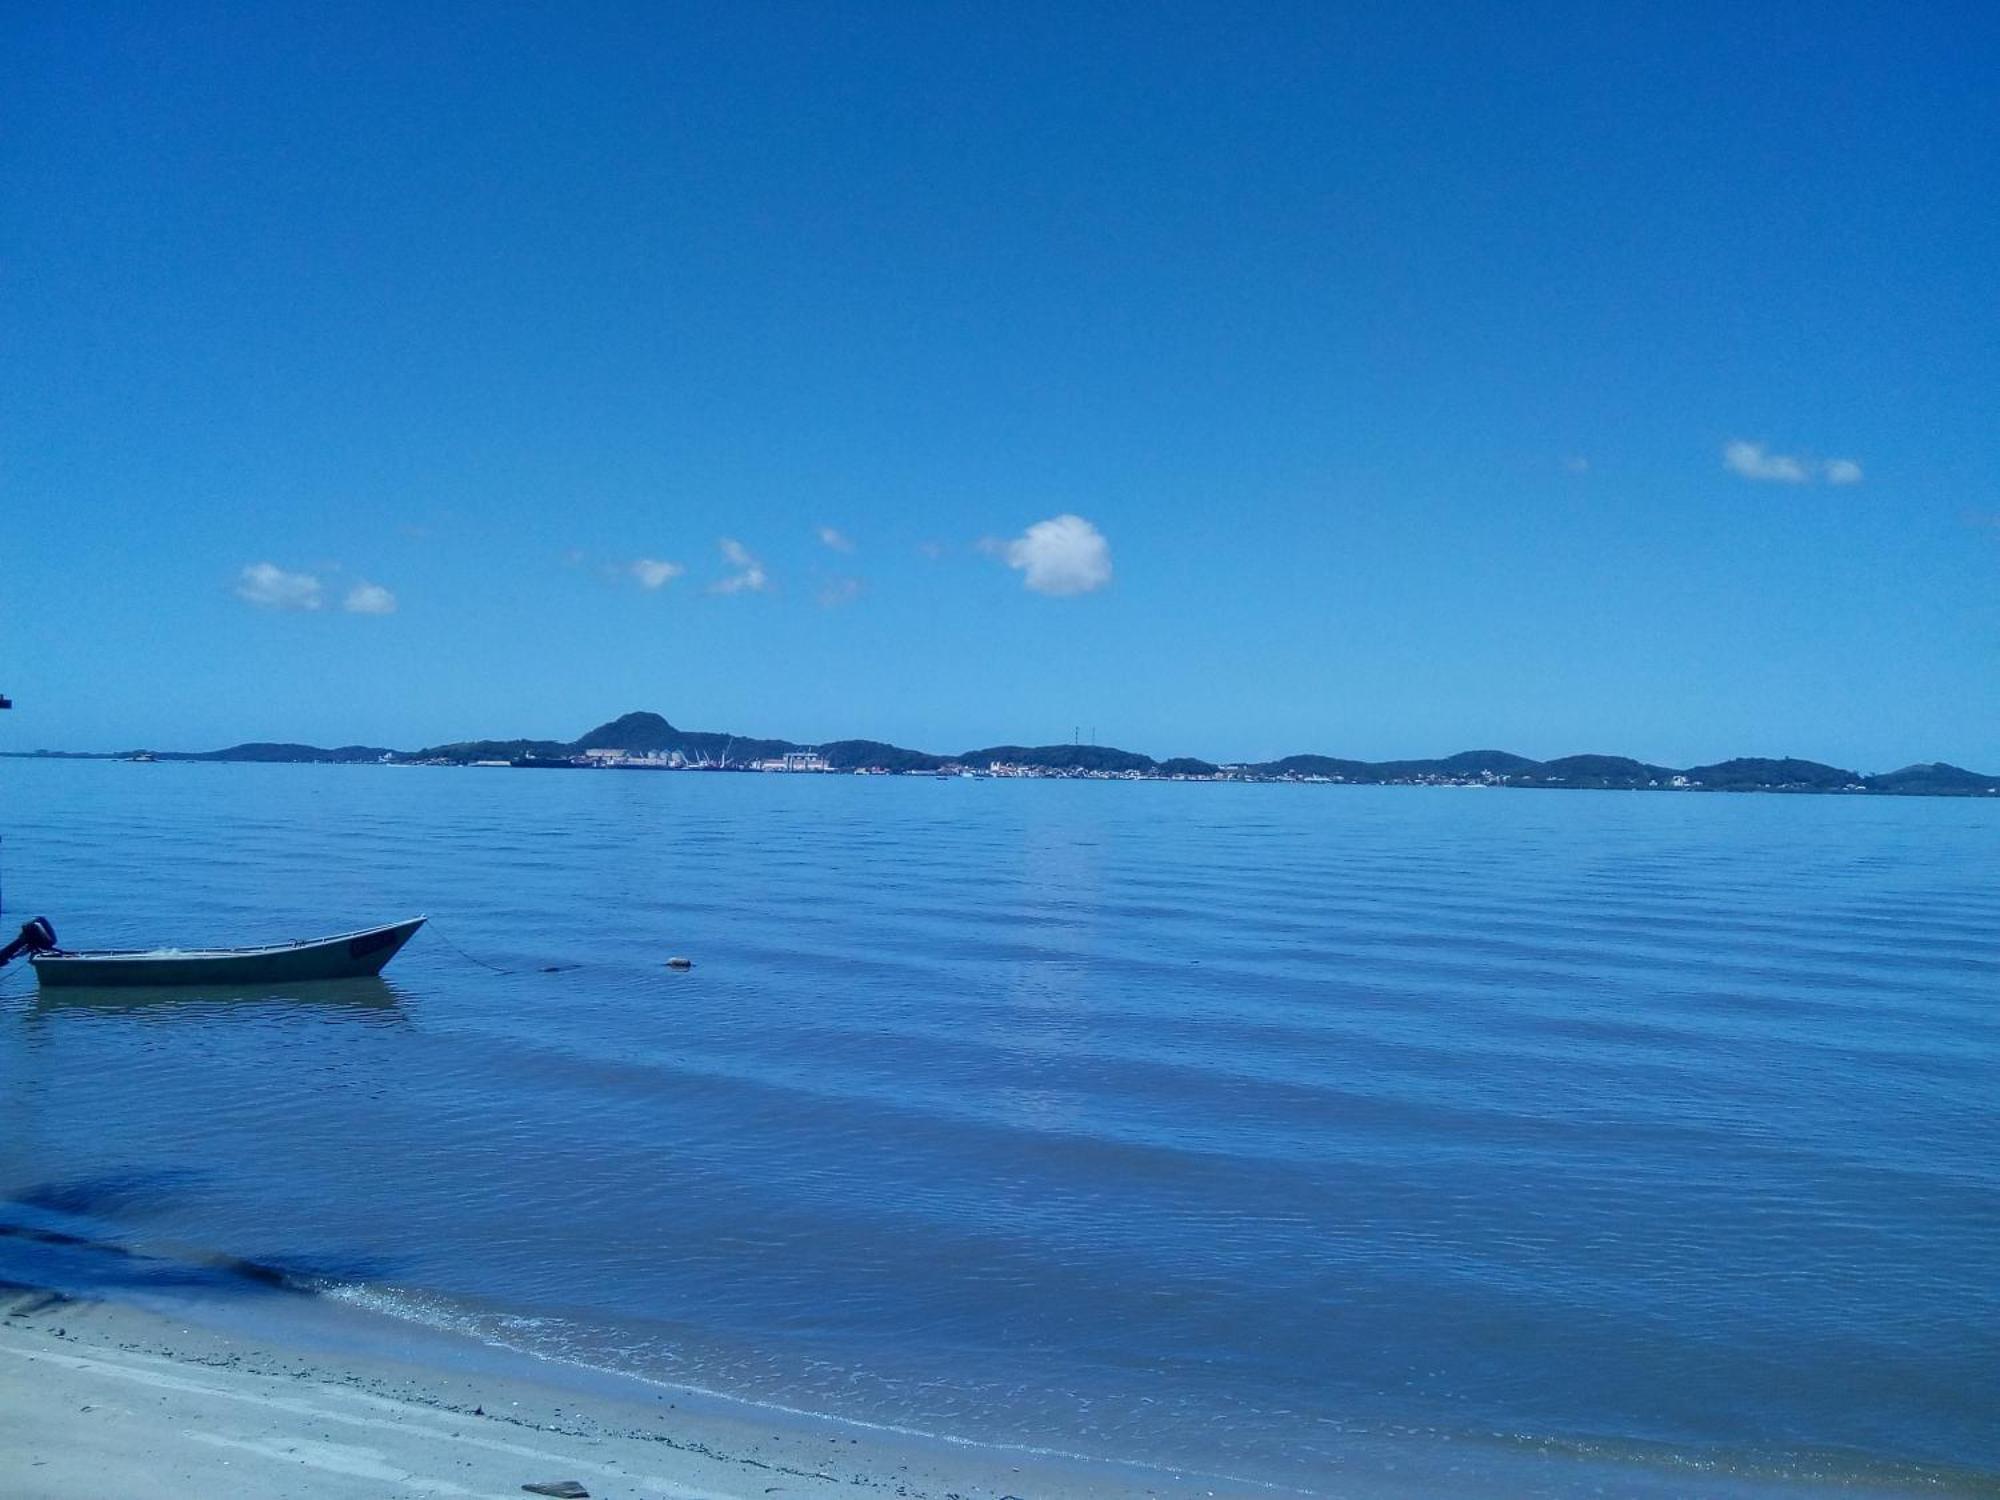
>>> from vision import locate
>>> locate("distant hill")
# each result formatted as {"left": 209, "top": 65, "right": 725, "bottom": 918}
{"left": 11, "top": 709, "right": 1996, "bottom": 795}
{"left": 1533, "top": 755, "right": 1677, "bottom": 788}
{"left": 412, "top": 737, "right": 571, "bottom": 762}
{"left": 818, "top": 739, "right": 944, "bottom": 773}
{"left": 1346, "top": 749, "right": 1541, "bottom": 780}
{"left": 1252, "top": 754, "right": 1373, "bottom": 778}
{"left": 549, "top": 710, "right": 793, "bottom": 766}
{"left": 1683, "top": 758, "right": 1862, "bottom": 791}
{"left": 1863, "top": 762, "right": 2000, "bottom": 796}
{"left": 572, "top": 711, "right": 681, "bottom": 752}
{"left": 1437, "top": 749, "right": 1542, "bottom": 775}
{"left": 167, "top": 742, "right": 394, "bottom": 764}
{"left": 962, "top": 743, "right": 1157, "bottom": 773}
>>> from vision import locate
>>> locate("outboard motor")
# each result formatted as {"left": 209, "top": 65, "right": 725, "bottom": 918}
{"left": 0, "top": 917, "right": 57, "bottom": 969}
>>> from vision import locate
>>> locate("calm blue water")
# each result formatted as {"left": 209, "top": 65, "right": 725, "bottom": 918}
{"left": 1, "top": 761, "right": 1996, "bottom": 1495}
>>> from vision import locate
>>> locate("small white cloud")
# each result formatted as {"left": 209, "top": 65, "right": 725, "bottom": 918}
{"left": 1565, "top": 456, "right": 1590, "bottom": 475}
{"left": 816, "top": 526, "right": 855, "bottom": 553}
{"left": 236, "top": 562, "right": 324, "bottom": 611}
{"left": 917, "top": 540, "right": 948, "bottom": 560}
{"left": 710, "top": 538, "right": 769, "bottom": 595}
{"left": 995, "top": 514, "right": 1113, "bottom": 597}
{"left": 631, "top": 558, "right": 685, "bottom": 590}
{"left": 1724, "top": 441, "right": 1811, "bottom": 484}
{"left": 343, "top": 581, "right": 397, "bottom": 615}
{"left": 817, "top": 576, "right": 864, "bottom": 608}
{"left": 1724, "top": 440, "right": 1865, "bottom": 487}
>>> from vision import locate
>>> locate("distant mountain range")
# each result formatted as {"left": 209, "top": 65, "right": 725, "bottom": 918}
{"left": 7, "top": 710, "right": 1997, "bottom": 796}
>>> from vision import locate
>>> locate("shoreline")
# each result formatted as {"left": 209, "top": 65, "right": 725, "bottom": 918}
{"left": 6, "top": 750, "right": 1999, "bottom": 798}
{"left": 2, "top": 1271, "right": 1986, "bottom": 1500}
{"left": 0, "top": 1280, "right": 1235, "bottom": 1500}
{"left": 5, "top": 737, "right": 1997, "bottom": 797}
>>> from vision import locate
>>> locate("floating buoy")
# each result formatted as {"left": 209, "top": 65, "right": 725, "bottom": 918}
{"left": 666, "top": 956, "right": 693, "bottom": 970}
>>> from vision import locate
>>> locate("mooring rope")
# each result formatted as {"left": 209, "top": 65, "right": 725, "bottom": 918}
{"left": 426, "top": 923, "right": 520, "bottom": 974}
{"left": 426, "top": 922, "right": 576, "bottom": 975}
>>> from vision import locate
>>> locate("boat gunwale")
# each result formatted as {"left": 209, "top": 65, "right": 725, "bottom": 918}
{"left": 29, "top": 916, "right": 428, "bottom": 966}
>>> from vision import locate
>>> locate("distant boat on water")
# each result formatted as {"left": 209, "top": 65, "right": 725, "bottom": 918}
{"left": 17, "top": 916, "right": 426, "bottom": 988}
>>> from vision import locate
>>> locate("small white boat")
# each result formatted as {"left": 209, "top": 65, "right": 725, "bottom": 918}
{"left": 14, "top": 917, "right": 426, "bottom": 988}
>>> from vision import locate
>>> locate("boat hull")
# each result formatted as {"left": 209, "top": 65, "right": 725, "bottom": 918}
{"left": 30, "top": 917, "right": 426, "bottom": 988}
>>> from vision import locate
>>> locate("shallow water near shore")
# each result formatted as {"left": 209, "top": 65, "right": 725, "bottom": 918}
{"left": 1, "top": 760, "right": 1996, "bottom": 1495}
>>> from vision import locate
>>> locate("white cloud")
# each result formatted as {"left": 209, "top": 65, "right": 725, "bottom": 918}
{"left": 343, "top": 582, "right": 397, "bottom": 615}
{"left": 918, "top": 540, "right": 948, "bottom": 561}
{"left": 817, "top": 576, "right": 864, "bottom": 608}
{"left": 710, "top": 538, "right": 769, "bottom": 595}
{"left": 1723, "top": 440, "right": 1864, "bottom": 487}
{"left": 1565, "top": 456, "right": 1590, "bottom": 475}
{"left": 995, "top": 514, "right": 1113, "bottom": 596}
{"left": 631, "top": 558, "right": 685, "bottom": 589}
{"left": 1724, "top": 441, "right": 1811, "bottom": 484}
{"left": 816, "top": 526, "right": 855, "bottom": 553}
{"left": 236, "top": 562, "right": 324, "bottom": 611}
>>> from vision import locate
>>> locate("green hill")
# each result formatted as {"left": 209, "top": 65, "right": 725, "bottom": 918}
{"left": 1683, "top": 758, "right": 1862, "bottom": 791}
{"left": 961, "top": 744, "right": 1157, "bottom": 773}
{"left": 1251, "top": 754, "right": 1372, "bottom": 778}
{"left": 1533, "top": 755, "right": 1675, "bottom": 788}
{"left": 1863, "top": 762, "right": 2000, "bottom": 796}
{"left": 572, "top": 711, "right": 682, "bottom": 752}
{"left": 171, "top": 742, "right": 394, "bottom": 764}
{"left": 819, "top": 739, "right": 944, "bottom": 772}
{"left": 38, "top": 708, "right": 1994, "bottom": 796}
{"left": 412, "top": 736, "right": 570, "bottom": 761}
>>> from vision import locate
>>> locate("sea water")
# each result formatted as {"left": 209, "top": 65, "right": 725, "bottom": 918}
{"left": 0, "top": 760, "right": 1994, "bottom": 1494}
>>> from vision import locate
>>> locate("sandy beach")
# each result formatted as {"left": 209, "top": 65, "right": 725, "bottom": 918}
{"left": 8, "top": 1278, "right": 1974, "bottom": 1500}
{"left": 0, "top": 1285, "right": 1201, "bottom": 1500}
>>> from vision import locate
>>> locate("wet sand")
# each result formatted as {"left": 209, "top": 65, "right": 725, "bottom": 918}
{"left": 3, "top": 1282, "right": 1980, "bottom": 1500}
{"left": 0, "top": 1287, "right": 1198, "bottom": 1500}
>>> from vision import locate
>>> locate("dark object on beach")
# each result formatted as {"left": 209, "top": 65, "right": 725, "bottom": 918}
{"left": 522, "top": 1484, "right": 590, "bottom": 1498}
{"left": 666, "top": 955, "right": 693, "bottom": 969}
{"left": 0, "top": 917, "right": 57, "bottom": 969}
{"left": 27, "top": 916, "right": 426, "bottom": 987}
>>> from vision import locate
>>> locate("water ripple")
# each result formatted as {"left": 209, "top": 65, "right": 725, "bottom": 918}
{"left": 2, "top": 761, "right": 1996, "bottom": 1495}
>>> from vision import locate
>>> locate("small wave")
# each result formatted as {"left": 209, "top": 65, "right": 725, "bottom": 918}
{"left": 318, "top": 1279, "right": 1315, "bottom": 1494}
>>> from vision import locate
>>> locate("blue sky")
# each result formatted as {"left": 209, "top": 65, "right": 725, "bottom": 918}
{"left": 5, "top": 2, "right": 1996, "bottom": 769}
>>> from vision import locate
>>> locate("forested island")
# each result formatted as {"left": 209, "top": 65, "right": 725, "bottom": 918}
{"left": 6, "top": 711, "right": 1996, "bottom": 796}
